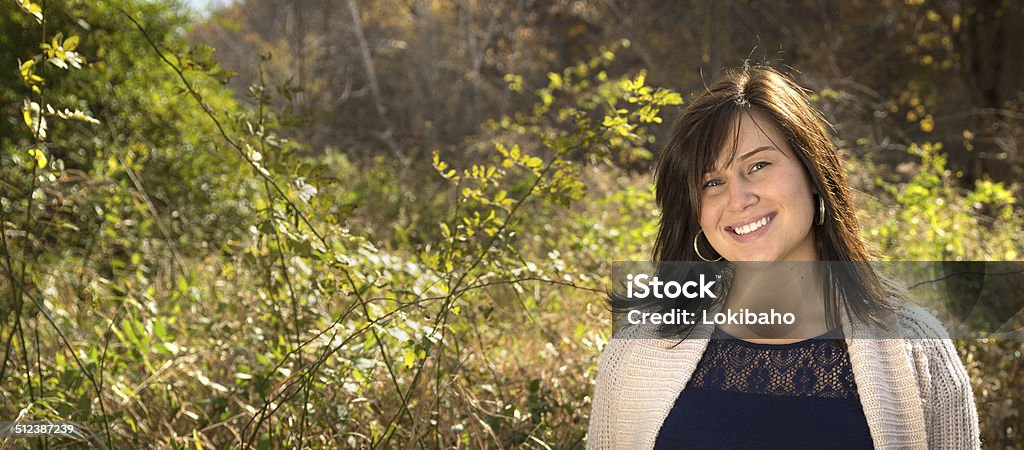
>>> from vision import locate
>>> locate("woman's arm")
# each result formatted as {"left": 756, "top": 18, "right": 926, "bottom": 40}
{"left": 920, "top": 337, "right": 981, "bottom": 449}
{"left": 586, "top": 335, "right": 628, "bottom": 450}
{"left": 901, "top": 307, "right": 981, "bottom": 449}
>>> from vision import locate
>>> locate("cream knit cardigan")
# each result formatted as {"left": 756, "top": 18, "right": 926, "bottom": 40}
{"left": 586, "top": 304, "right": 980, "bottom": 449}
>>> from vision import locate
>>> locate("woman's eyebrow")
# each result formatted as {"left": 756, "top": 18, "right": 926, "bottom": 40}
{"left": 737, "top": 145, "right": 778, "bottom": 161}
{"left": 707, "top": 145, "right": 781, "bottom": 176}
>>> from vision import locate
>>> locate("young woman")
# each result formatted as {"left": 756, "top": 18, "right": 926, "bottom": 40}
{"left": 587, "top": 66, "right": 980, "bottom": 449}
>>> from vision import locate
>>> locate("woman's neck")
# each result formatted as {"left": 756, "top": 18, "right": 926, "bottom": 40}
{"left": 719, "top": 262, "right": 829, "bottom": 341}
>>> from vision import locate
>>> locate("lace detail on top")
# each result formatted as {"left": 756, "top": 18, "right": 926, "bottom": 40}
{"left": 688, "top": 328, "right": 859, "bottom": 399}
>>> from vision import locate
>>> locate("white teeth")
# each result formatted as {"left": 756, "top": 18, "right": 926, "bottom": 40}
{"left": 733, "top": 216, "right": 770, "bottom": 235}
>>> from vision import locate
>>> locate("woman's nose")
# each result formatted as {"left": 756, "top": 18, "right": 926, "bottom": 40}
{"left": 726, "top": 178, "right": 757, "bottom": 211}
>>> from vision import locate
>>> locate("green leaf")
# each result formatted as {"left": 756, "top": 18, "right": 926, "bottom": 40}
{"left": 336, "top": 201, "right": 358, "bottom": 217}
{"left": 77, "top": 393, "right": 92, "bottom": 415}
{"left": 153, "top": 319, "right": 168, "bottom": 340}
{"left": 210, "top": 68, "right": 237, "bottom": 84}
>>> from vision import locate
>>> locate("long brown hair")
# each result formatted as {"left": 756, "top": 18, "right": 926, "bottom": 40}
{"left": 651, "top": 65, "right": 897, "bottom": 329}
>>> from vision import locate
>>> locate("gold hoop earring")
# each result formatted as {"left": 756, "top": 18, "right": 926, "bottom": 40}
{"left": 693, "top": 229, "right": 723, "bottom": 262}
{"left": 816, "top": 195, "right": 825, "bottom": 226}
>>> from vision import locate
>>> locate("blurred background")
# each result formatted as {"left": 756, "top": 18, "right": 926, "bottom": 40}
{"left": 188, "top": 0, "right": 1024, "bottom": 182}
{"left": 1, "top": 0, "right": 1022, "bottom": 448}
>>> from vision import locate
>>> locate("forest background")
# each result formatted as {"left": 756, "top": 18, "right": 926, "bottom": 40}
{"left": 2, "top": 0, "right": 1023, "bottom": 448}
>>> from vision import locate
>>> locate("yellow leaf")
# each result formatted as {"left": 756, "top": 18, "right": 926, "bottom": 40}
{"left": 920, "top": 115, "right": 934, "bottom": 133}
{"left": 64, "top": 35, "right": 79, "bottom": 52}
{"left": 20, "top": 60, "right": 34, "bottom": 78}
{"left": 403, "top": 348, "right": 416, "bottom": 368}
{"left": 28, "top": 148, "right": 47, "bottom": 168}
{"left": 18, "top": 0, "right": 42, "bottom": 22}
{"left": 547, "top": 72, "right": 563, "bottom": 90}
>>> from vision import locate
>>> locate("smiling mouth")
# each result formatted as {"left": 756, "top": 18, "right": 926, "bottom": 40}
{"left": 727, "top": 214, "right": 775, "bottom": 236}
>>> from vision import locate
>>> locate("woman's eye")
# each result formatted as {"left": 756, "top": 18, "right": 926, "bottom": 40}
{"left": 703, "top": 179, "right": 723, "bottom": 189}
{"left": 750, "top": 161, "right": 770, "bottom": 173}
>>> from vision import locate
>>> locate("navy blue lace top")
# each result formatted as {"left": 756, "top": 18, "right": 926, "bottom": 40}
{"left": 653, "top": 328, "right": 874, "bottom": 449}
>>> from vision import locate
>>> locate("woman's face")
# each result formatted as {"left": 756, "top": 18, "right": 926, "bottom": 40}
{"left": 698, "top": 110, "right": 819, "bottom": 262}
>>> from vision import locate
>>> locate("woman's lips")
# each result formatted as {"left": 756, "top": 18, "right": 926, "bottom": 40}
{"left": 724, "top": 212, "right": 776, "bottom": 242}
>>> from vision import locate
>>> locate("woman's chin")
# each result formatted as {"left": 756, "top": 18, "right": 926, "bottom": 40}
{"left": 728, "top": 260, "right": 783, "bottom": 273}
{"left": 722, "top": 249, "right": 778, "bottom": 263}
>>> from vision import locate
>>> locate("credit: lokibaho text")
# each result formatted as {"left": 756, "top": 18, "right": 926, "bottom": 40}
{"left": 626, "top": 308, "right": 797, "bottom": 325}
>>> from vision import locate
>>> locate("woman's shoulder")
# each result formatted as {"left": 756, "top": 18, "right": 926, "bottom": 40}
{"left": 893, "top": 302, "right": 953, "bottom": 340}
{"left": 859, "top": 301, "right": 968, "bottom": 388}
{"left": 889, "top": 302, "right": 973, "bottom": 407}
{"left": 891, "top": 302, "right": 964, "bottom": 371}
